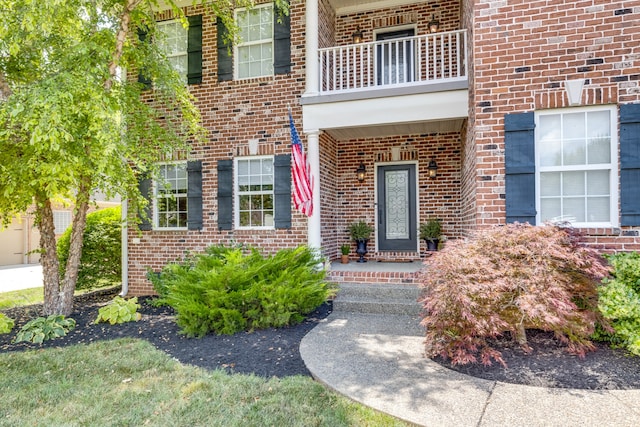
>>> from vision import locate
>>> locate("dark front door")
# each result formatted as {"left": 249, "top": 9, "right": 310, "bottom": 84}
{"left": 377, "top": 164, "right": 417, "bottom": 251}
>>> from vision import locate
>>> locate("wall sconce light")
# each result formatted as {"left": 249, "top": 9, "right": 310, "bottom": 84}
{"left": 427, "top": 158, "right": 438, "bottom": 179}
{"left": 428, "top": 14, "right": 440, "bottom": 33}
{"left": 356, "top": 161, "right": 366, "bottom": 182}
{"left": 352, "top": 26, "right": 363, "bottom": 44}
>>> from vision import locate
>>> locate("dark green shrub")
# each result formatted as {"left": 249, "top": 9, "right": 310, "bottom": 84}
{"left": 419, "top": 223, "right": 610, "bottom": 366}
{"left": 149, "top": 245, "right": 334, "bottom": 337}
{"left": 597, "top": 252, "right": 640, "bottom": 356}
{"left": 57, "top": 206, "right": 122, "bottom": 290}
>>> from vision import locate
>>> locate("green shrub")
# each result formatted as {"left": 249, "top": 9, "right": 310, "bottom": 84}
{"left": 14, "top": 315, "right": 76, "bottom": 344}
{"left": 95, "top": 296, "right": 142, "bottom": 325}
{"left": 419, "top": 223, "right": 610, "bottom": 367}
{"left": 149, "top": 245, "right": 334, "bottom": 337}
{"left": 0, "top": 313, "right": 14, "bottom": 334}
{"left": 597, "top": 252, "right": 640, "bottom": 356}
{"left": 57, "top": 206, "right": 122, "bottom": 290}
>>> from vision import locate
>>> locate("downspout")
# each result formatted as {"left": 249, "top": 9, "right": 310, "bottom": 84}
{"left": 120, "top": 199, "right": 128, "bottom": 296}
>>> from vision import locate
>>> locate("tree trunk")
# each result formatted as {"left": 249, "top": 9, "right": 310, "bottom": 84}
{"left": 37, "top": 195, "right": 62, "bottom": 316}
{"left": 513, "top": 323, "right": 528, "bottom": 346}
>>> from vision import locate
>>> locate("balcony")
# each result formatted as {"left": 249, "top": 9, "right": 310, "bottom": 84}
{"left": 316, "top": 29, "right": 467, "bottom": 98}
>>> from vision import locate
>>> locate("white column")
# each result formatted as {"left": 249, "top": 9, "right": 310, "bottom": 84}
{"left": 306, "top": 130, "right": 321, "bottom": 249}
{"left": 304, "top": 0, "right": 319, "bottom": 96}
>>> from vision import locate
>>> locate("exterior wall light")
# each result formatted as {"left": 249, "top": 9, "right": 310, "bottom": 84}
{"left": 427, "top": 158, "right": 438, "bottom": 179}
{"left": 428, "top": 15, "right": 440, "bottom": 33}
{"left": 356, "top": 161, "right": 366, "bottom": 182}
{"left": 352, "top": 26, "right": 363, "bottom": 44}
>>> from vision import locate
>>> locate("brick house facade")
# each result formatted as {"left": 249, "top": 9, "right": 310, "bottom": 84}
{"left": 126, "top": 0, "right": 640, "bottom": 295}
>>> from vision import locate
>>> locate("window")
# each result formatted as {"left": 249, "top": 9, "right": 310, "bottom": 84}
{"left": 236, "top": 157, "right": 274, "bottom": 228}
{"left": 157, "top": 20, "right": 188, "bottom": 82}
{"left": 155, "top": 163, "right": 188, "bottom": 229}
{"left": 235, "top": 4, "right": 274, "bottom": 79}
{"left": 53, "top": 211, "right": 72, "bottom": 235}
{"left": 536, "top": 106, "right": 617, "bottom": 227}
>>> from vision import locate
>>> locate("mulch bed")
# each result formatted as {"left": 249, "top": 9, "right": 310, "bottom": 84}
{"left": 2, "top": 289, "right": 640, "bottom": 389}
{"left": 0, "top": 288, "right": 332, "bottom": 378}
{"left": 433, "top": 330, "right": 640, "bottom": 390}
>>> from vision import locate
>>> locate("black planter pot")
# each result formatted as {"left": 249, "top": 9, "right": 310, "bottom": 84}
{"left": 355, "top": 239, "right": 369, "bottom": 262}
{"left": 425, "top": 238, "right": 439, "bottom": 252}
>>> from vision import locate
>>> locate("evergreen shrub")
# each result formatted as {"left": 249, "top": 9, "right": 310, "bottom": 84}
{"left": 597, "top": 252, "right": 640, "bottom": 356}
{"left": 149, "top": 244, "right": 334, "bottom": 337}
{"left": 418, "top": 223, "right": 610, "bottom": 367}
{"left": 57, "top": 206, "right": 121, "bottom": 290}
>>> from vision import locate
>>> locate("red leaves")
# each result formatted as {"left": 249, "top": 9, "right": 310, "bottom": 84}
{"left": 419, "top": 223, "right": 610, "bottom": 366}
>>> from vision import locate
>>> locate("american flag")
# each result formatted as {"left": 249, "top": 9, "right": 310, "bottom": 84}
{"left": 289, "top": 112, "right": 313, "bottom": 216}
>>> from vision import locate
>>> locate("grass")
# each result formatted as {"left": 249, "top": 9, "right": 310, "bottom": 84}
{"left": 0, "top": 284, "right": 119, "bottom": 310}
{"left": 0, "top": 339, "right": 408, "bottom": 427}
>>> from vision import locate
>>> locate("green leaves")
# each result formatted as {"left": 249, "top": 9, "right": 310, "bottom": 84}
{"left": 14, "top": 315, "right": 76, "bottom": 344}
{"left": 95, "top": 296, "right": 142, "bottom": 325}
{"left": 0, "top": 313, "right": 15, "bottom": 334}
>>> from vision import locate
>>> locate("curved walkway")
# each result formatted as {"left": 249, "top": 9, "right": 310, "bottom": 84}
{"left": 300, "top": 312, "right": 640, "bottom": 427}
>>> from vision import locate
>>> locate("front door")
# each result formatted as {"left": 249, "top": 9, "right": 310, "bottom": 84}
{"left": 377, "top": 164, "right": 417, "bottom": 251}
{"left": 376, "top": 29, "right": 416, "bottom": 85}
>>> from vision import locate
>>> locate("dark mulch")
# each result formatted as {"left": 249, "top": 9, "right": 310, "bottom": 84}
{"left": 0, "top": 288, "right": 332, "bottom": 378}
{"left": 3, "top": 290, "right": 640, "bottom": 389}
{"left": 433, "top": 329, "right": 640, "bottom": 390}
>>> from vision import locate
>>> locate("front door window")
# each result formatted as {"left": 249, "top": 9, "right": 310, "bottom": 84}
{"left": 377, "top": 164, "right": 417, "bottom": 251}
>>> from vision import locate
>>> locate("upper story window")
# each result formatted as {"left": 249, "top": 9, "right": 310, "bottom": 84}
{"left": 155, "top": 163, "right": 188, "bottom": 229}
{"left": 235, "top": 156, "right": 274, "bottom": 228}
{"left": 235, "top": 4, "right": 274, "bottom": 79}
{"left": 536, "top": 106, "right": 618, "bottom": 227}
{"left": 53, "top": 211, "right": 72, "bottom": 235}
{"left": 157, "top": 20, "right": 188, "bottom": 82}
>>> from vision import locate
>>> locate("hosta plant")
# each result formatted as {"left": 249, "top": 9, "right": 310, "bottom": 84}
{"left": 0, "top": 313, "right": 15, "bottom": 334}
{"left": 95, "top": 296, "right": 142, "bottom": 325}
{"left": 14, "top": 315, "right": 76, "bottom": 344}
{"left": 419, "top": 223, "right": 610, "bottom": 367}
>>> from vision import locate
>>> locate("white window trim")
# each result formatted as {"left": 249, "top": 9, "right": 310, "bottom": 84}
{"left": 157, "top": 19, "right": 188, "bottom": 82}
{"left": 234, "top": 3, "right": 275, "bottom": 80}
{"left": 153, "top": 161, "right": 189, "bottom": 231}
{"left": 534, "top": 104, "right": 619, "bottom": 228}
{"left": 234, "top": 155, "right": 275, "bottom": 230}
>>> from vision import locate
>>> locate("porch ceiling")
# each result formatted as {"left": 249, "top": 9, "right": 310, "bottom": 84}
{"left": 329, "top": 0, "right": 427, "bottom": 15}
{"left": 326, "top": 119, "right": 465, "bottom": 140}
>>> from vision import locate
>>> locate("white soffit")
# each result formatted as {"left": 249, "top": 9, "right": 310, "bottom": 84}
{"left": 302, "top": 89, "right": 469, "bottom": 135}
{"left": 330, "top": 0, "right": 429, "bottom": 16}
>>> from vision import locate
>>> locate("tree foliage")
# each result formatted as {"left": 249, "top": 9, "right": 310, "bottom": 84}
{"left": 0, "top": 0, "right": 259, "bottom": 315}
{"left": 418, "top": 223, "right": 611, "bottom": 367}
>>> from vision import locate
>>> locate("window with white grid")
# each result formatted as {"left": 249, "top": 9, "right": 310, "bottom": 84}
{"left": 536, "top": 106, "right": 618, "bottom": 227}
{"left": 155, "top": 163, "right": 188, "bottom": 229}
{"left": 235, "top": 4, "right": 274, "bottom": 79}
{"left": 157, "top": 20, "right": 188, "bottom": 82}
{"left": 235, "top": 157, "right": 274, "bottom": 228}
{"left": 53, "top": 211, "right": 72, "bottom": 235}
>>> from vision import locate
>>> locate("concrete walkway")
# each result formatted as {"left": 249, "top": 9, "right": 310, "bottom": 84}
{"left": 300, "top": 312, "right": 640, "bottom": 427}
{"left": 0, "top": 264, "right": 43, "bottom": 293}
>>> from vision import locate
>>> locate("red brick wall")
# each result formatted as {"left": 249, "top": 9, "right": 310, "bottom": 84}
{"left": 128, "top": 2, "right": 308, "bottom": 295}
{"left": 471, "top": 0, "right": 640, "bottom": 248}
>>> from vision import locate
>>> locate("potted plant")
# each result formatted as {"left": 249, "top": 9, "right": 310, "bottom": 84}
{"left": 340, "top": 244, "right": 350, "bottom": 264}
{"left": 348, "top": 220, "right": 373, "bottom": 262}
{"left": 420, "top": 219, "right": 442, "bottom": 252}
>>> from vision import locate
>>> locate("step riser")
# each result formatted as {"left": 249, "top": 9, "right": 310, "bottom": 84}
{"left": 333, "top": 283, "right": 422, "bottom": 315}
{"left": 333, "top": 300, "right": 421, "bottom": 316}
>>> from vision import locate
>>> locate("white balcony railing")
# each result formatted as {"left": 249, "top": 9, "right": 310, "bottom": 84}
{"left": 318, "top": 29, "right": 467, "bottom": 95}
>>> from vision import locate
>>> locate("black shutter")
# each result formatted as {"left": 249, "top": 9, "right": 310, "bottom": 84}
{"left": 137, "top": 28, "right": 152, "bottom": 89}
{"left": 273, "top": 4, "right": 291, "bottom": 75}
{"left": 217, "top": 19, "right": 233, "bottom": 82}
{"left": 217, "top": 159, "right": 233, "bottom": 230}
{"left": 187, "top": 15, "right": 203, "bottom": 85}
{"left": 620, "top": 103, "right": 640, "bottom": 226}
{"left": 187, "top": 160, "right": 203, "bottom": 230}
{"left": 138, "top": 174, "right": 152, "bottom": 231}
{"left": 504, "top": 112, "right": 536, "bottom": 224}
{"left": 274, "top": 154, "right": 292, "bottom": 229}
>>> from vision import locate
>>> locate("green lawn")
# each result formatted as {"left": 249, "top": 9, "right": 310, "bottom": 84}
{"left": 0, "top": 287, "right": 44, "bottom": 310}
{"left": 0, "top": 338, "right": 408, "bottom": 427}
